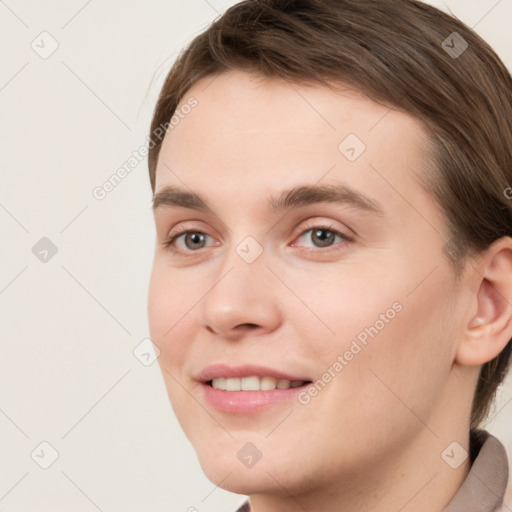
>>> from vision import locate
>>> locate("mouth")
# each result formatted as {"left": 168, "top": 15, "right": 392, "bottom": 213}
{"left": 207, "top": 376, "right": 312, "bottom": 391}
{"left": 196, "top": 364, "right": 314, "bottom": 413}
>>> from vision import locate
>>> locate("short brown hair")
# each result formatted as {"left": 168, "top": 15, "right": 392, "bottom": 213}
{"left": 148, "top": 0, "right": 512, "bottom": 428}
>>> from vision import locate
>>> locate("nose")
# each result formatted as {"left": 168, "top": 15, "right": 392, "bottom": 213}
{"left": 200, "top": 248, "right": 282, "bottom": 341}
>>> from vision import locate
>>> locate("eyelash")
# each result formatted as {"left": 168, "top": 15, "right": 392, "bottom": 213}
{"left": 162, "top": 222, "right": 353, "bottom": 257}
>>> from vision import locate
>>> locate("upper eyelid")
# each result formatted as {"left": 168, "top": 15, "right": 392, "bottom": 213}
{"left": 167, "top": 219, "right": 349, "bottom": 239}
{"left": 167, "top": 220, "right": 211, "bottom": 236}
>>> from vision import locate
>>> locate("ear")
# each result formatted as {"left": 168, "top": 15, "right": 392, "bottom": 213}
{"left": 455, "top": 237, "right": 512, "bottom": 366}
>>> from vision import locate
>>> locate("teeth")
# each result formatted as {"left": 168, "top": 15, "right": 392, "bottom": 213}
{"left": 241, "top": 376, "right": 260, "bottom": 391}
{"left": 225, "top": 378, "right": 241, "bottom": 391}
{"left": 260, "top": 376, "right": 278, "bottom": 390}
{"left": 211, "top": 376, "right": 305, "bottom": 391}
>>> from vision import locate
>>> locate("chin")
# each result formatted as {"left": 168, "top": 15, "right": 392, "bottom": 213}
{"left": 195, "top": 445, "right": 308, "bottom": 497}
{"left": 200, "top": 460, "right": 286, "bottom": 495}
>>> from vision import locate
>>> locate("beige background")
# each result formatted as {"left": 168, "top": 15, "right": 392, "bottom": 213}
{"left": 1, "top": 1, "right": 511, "bottom": 510}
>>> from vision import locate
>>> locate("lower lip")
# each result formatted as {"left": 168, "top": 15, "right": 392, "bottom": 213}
{"left": 200, "top": 382, "right": 311, "bottom": 414}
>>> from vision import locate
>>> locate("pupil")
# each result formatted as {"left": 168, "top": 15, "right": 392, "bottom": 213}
{"left": 186, "top": 233, "right": 205, "bottom": 249}
{"left": 313, "top": 229, "right": 334, "bottom": 247}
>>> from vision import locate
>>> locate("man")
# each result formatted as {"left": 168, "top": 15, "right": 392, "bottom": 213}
{"left": 147, "top": 1, "right": 512, "bottom": 510}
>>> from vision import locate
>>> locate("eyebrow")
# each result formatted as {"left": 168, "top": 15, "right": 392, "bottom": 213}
{"left": 152, "top": 183, "right": 385, "bottom": 217}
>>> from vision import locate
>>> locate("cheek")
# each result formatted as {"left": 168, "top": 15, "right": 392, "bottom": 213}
{"left": 147, "top": 264, "right": 196, "bottom": 370}
{"left": 284, "top": 268, "right": 457, "bottom": 473}
{"left": 148, "top": 265, "right": 205, "bottom": 436}
{"left": 325, "top": 266, "right": 456, "bottom": 432}
{"left": 148, "top": 268, "right": 173, "bottom": 348}
{"left": 292, "top": 257, "right": 456, "bottom": 411}
{"left": 279, "top": 264, "right": 402, "bottom": 360}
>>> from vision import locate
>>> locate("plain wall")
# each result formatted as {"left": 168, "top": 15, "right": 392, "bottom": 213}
{"left": 1, "top": 1, "right": 511, "bottom": 510}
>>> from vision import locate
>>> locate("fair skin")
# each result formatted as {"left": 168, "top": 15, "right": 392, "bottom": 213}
{"left": 147, "top": 70, "right": 512, "bottom": 512}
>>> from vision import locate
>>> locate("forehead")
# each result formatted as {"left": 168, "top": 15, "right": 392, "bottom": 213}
{"left": 160, "top": 71, "right": 402, "bottom": 154}
{"left": 154, "top": 70, "right": 439, "bottom": 228}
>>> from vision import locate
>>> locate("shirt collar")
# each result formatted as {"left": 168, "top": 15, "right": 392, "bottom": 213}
{"left": 443, "top": 429, "right": 509, "bottom": 512}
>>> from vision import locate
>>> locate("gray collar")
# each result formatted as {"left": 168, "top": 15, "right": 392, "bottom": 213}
{"left": 444, "top": 429, "right": 509, "bottom": 512}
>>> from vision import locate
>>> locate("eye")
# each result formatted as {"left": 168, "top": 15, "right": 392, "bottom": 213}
{"left": 163, "top": 230, "right": 217, "bottom": 255}
{"left": 162, "top": 222, "right": 352, "bottom": 257}
{"left": 291, "top": 223, "right": 352, "bottom": 251}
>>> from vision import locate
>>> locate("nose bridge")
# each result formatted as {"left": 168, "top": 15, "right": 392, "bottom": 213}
{"left": 208, "top": 234, "right": 271, "bottom": 307}
{"left": 215, "top": 227, "right": 271, "bottom": 287}
{"left": 199, "top": 233, "right": 281, "bottom": 336}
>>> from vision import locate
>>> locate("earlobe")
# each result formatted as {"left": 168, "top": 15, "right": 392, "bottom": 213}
{"left": 455, "top": 239, "right": 512, "bottom": 367}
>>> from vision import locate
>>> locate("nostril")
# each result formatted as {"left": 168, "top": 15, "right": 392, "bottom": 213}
{"left": 232, "top": 323, "right": 260, "bottom": 331}
{"left": 236, "top": 323, "right": 260, "bottom": 332}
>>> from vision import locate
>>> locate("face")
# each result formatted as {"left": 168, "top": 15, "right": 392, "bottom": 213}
{"left": 147, "top": 70, "right": 468, "bottom": 497}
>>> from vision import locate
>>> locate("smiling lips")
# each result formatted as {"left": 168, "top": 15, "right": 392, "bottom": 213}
{"left": 196, "top": 363, "right": 309, "bottom": 391}
{"left": 210, "top": 376, "right": 308, "bottom": 391}
{"left": 197, "top": 363, "right": 312, "bottom": 389}
{"left": 197, "top": 363, "right": 313, "bottom": 412}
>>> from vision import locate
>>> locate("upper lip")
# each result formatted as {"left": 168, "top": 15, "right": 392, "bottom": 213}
{"left": 196, "top": 363, "right": 311, "bottom": 383}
